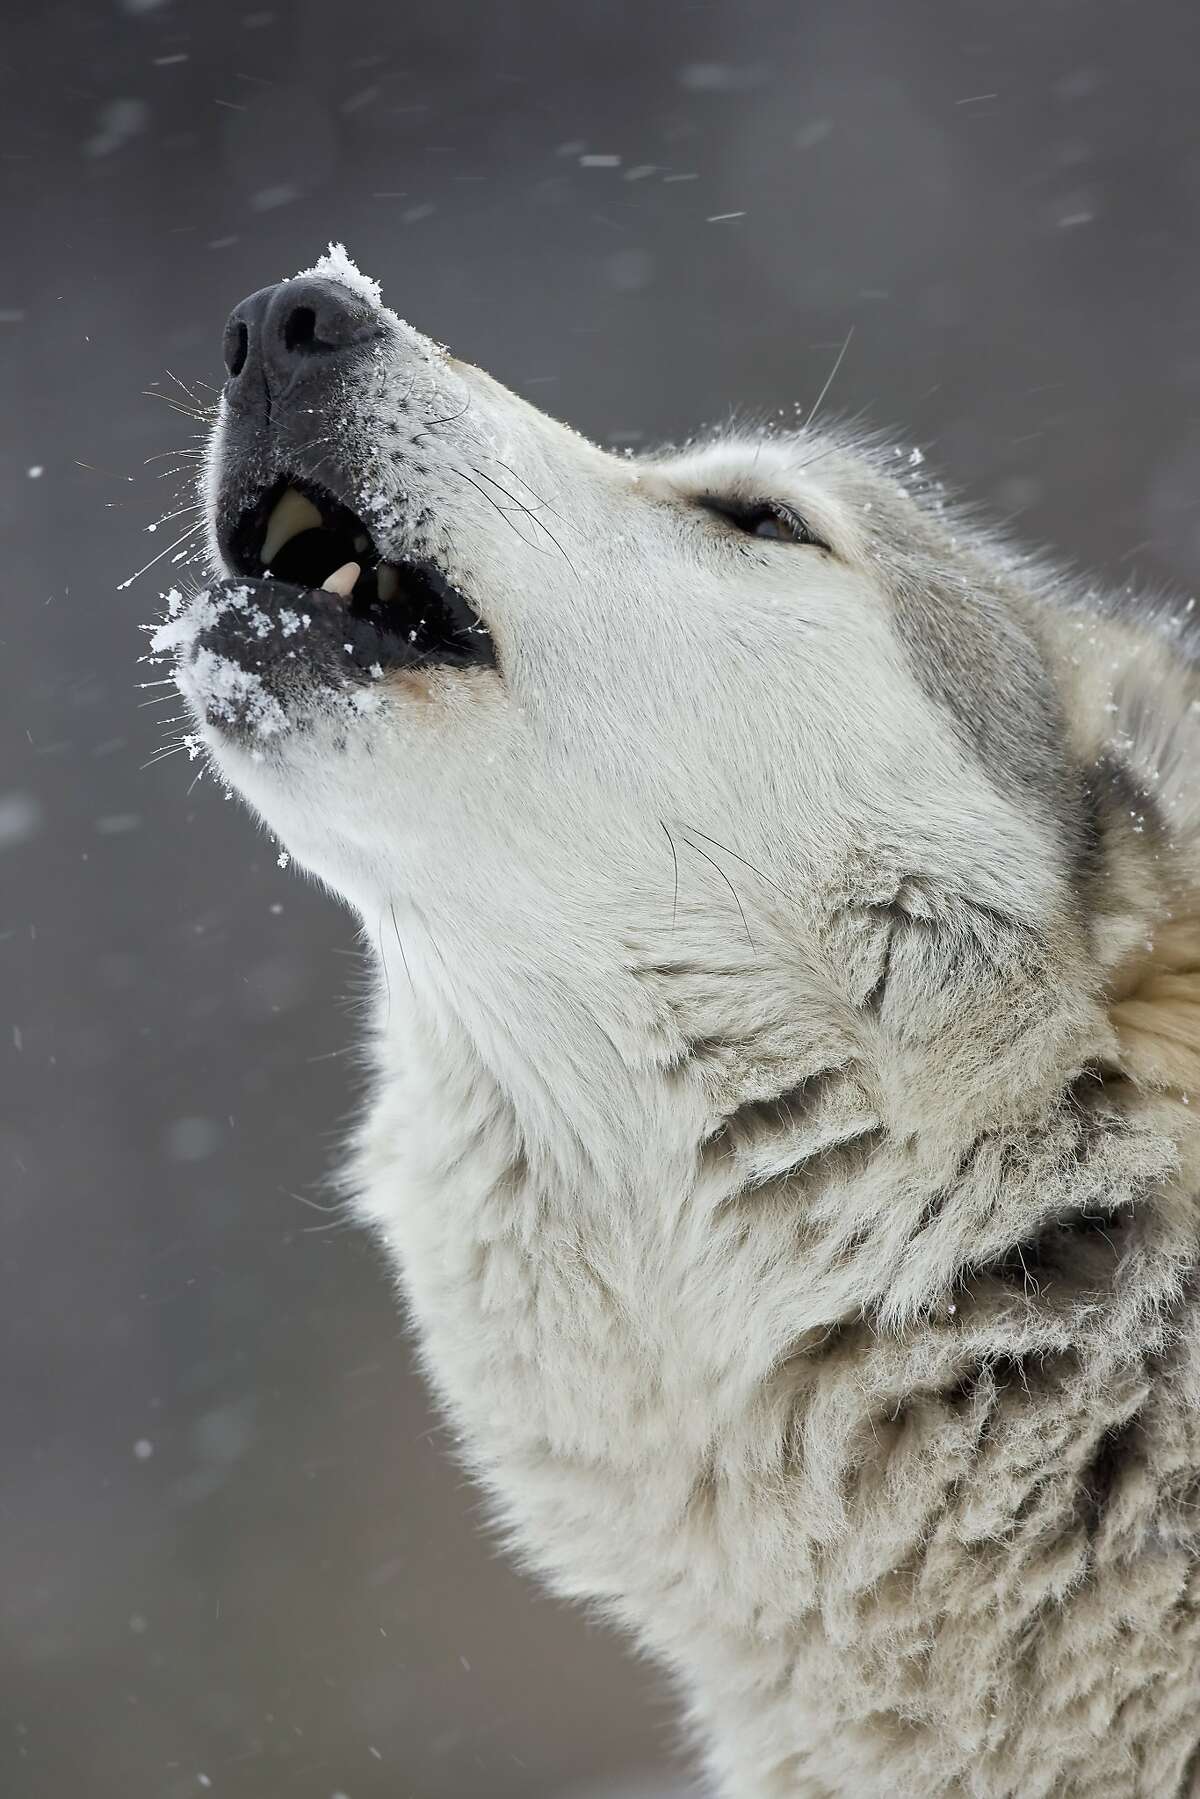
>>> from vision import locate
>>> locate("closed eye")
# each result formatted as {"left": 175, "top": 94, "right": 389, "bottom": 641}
{"left": 700, "top": 495, "right": 831, "bottom": 551}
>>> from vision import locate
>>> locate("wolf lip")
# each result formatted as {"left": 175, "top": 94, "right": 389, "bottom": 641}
{"left": 223, "top": 473, "right": 497, "bottom": 672}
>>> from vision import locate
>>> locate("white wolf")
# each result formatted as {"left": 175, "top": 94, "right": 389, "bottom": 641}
{"left": 151, "top": 247, "right": 1200, "bottom": 1797}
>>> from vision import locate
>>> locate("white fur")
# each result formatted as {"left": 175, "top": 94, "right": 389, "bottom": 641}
{"left": 160, "top": 254, "right": 1200, "bottom": 1797}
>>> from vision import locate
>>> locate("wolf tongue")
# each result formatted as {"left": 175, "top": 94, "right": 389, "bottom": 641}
{"left": 321, "top": 561, "right": 360, "bottom": 597}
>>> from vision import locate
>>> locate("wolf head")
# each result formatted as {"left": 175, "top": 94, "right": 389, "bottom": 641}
{"left": 153, "top": 246, "right": 1200, "bottom": 1326}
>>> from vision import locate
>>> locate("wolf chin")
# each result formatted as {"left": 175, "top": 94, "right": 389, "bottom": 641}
{"left": 152, "top": 246, "right": 1200, "bottom": 1797}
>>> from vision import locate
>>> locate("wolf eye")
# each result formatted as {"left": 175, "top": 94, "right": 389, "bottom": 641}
{"left": 748, "top": 507, "right": 808, "bottom": 541}
{"left": 702, "top": 497, "right": 829, "bottom": 550}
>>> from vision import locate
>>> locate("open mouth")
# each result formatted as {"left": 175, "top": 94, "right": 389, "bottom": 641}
{"left": 226, "top": 475, "right": 497, "bottom": 671}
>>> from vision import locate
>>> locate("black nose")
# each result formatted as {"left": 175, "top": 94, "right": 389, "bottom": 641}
{"left": 221, "top": 276, "right": 382, "bottom": 406}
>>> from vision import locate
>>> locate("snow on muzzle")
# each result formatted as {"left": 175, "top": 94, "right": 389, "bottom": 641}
{"left": 147, "top": 476, "right": 497, "bottom": 741}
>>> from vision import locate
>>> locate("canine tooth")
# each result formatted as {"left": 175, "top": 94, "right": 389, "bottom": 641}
{"left": 321, "top": 561, "right": 360, "bottom": 597}
{"left": 260, "top": 488, "right": 323, "bottom": 565}
{"left": 377, "top": 562, "right": 400, "bottom": 602}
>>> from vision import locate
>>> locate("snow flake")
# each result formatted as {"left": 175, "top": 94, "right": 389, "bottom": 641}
{"left": 296, "top": 242, "right": 383, "bottom": 310}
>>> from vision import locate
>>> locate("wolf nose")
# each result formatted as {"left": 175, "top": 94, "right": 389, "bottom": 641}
{"left": 221, "top": 276, "right": 382, "bottom": 405}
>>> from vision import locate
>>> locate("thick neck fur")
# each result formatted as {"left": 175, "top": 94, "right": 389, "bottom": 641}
{"left": 346, "top": 882, "right": 1200, "bottom": 1799}
{"left": 338, "top": 583, "right": 1200, "bottom": 1799}
{"left": 352, "top": 833, "right": 1200, "bottom": 1468}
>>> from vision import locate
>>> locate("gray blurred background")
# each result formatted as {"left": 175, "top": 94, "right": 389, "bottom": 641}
{"left": 3, "top": 0, "right": 1200, "bottom": 1793}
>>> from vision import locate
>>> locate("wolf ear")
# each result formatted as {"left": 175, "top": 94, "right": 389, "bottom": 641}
{"left": 1099, "top": 766, "right": 1200, "bottom": 1097}
{"left": 835, "top": 604, "right": 1200, "bottom": 1139}
{"left": 1110, "top": 912, "right": 1200, "bottom": 1094}
{"left": 1069, "top": 615, "right": 1200, "bottom": 1099}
